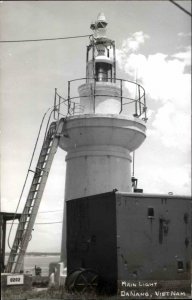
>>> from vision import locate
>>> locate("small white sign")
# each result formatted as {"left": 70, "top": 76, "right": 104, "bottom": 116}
{"left": 7, "top": 274, "right": 24, "bottom": 285}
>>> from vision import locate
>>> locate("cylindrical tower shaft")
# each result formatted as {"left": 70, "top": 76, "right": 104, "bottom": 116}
{"left": 59, "top": 13, "right": 147, "bottom": 264}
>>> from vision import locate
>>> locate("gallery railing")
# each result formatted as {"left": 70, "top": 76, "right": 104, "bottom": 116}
{"left": 53, "top": 78, "right": 147, "bottom": 122}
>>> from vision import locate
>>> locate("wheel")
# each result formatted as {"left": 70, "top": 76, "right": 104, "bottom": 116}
{"left": 65, "top": 268, "right": 98, "bottom": 294}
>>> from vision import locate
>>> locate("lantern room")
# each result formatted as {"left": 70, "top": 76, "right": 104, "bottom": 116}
{"left": 86, "top": 12, "right": 116, "bottom": 83}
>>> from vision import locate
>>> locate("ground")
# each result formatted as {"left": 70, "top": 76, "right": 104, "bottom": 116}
{"left": 1, "top": 286, "right": 192, "bottom": 300}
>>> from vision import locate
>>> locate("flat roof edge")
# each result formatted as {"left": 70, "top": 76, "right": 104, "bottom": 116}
{"left": 116, "top": 191, "right": 192, "bottom": 200}
{"left": 66, "top": 190, "right": 191, "bottom": 201}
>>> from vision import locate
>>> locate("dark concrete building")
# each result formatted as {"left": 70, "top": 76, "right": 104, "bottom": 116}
{"left": 66, "top": 191, "right": 191, "bottom": 293}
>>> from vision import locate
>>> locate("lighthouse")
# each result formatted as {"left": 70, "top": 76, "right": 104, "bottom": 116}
{"left": 59, "top": 13, "right": 147, "bottom": 264}
{"left": 3, "top": 12, "right": 191, "bottom": 296}
{"left": 58, "top": 15, "right": 190, "bottom": 295}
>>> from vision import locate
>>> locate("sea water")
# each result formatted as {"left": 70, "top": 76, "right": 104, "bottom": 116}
{"left": 5, "top": 254, "right": 60, "bottom": 276}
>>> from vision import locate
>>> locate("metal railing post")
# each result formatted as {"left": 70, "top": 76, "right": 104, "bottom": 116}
{"left": 86, "top": 46, "right": 89, "bottom": 83}
{"left": 93, "top": 41, "right": 96, "bottom": 113}
{"left": 135, "top": 97, "right": 138, "bottom": 117}
{"left": 120, "top": 79, "right": 123, "bottom": 114}
{"left": 93, "top": 78, "right": 96, "bottom": 113}
{"left": 144, "top": 91, "right": 147, "bottom": 120}
{"left": 68, "top": 81, "right": 70, "bottom": 115}
{"left": 53, "top": 88, "right": 57, "bottom": 120}
{"left": 138, "top": 85, "right": 141, "bottom": 116}
{"left": 113, "top": 41, "right": 116, "bottom": 83}
{"left": 58, "top": 96, "right": 61, "bottom": 120}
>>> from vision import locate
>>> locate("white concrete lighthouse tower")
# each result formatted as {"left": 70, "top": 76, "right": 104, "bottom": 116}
{"left": 59, "top": 13, "right": 147, "bottom": 263}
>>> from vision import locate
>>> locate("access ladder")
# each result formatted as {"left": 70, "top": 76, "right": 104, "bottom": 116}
{"left": 6, "top": 119, "right": 64, "bottom": 273}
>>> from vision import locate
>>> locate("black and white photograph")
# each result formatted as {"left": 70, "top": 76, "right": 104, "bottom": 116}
{"left": 0, "top": 1, "right": 191, "bottom": 299}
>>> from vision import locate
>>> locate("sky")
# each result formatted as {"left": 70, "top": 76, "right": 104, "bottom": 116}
{"left": 0, "top": 1, "right": 191, "bottom": 252}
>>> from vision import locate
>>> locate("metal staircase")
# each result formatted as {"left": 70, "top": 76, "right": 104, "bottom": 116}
{"left": 6, "top": 118, "right": 64, "bottom": 273}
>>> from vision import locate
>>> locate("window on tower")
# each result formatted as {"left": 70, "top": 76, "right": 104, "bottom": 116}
{"left": 95, "top": 62, "right": 112, "bottom": 82}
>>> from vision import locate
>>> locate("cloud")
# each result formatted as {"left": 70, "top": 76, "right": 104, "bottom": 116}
{"left": 117, "top": 51, "right": 191, "bottom": 106}
{"left": 116, "top": 33, "right": 191, "bottom": 152}
{"left": 117, "top": 32, "right": 191, "bottom": 195}
{"left": 149, "top": 101, "right": 191, "bottom": 152}
{"left": 178, "top": 32, "right": 191, "bottom": 37}
{"left": 117, "top": 32, "right": 150, "bottom": 70}
{"left": 121, "top": 31, "right": 150, "bottom": 52}
{"left": 172, "top": 46, "right": 191, "bottom": 66}
{"left": 138, "top": 163, "right": 191, "bottom": 196}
